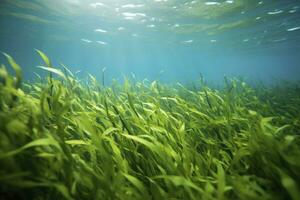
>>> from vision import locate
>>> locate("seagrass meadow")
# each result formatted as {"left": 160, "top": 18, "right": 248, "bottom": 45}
{"left": 0, "top": 51, "right": 299, "bottom": 200}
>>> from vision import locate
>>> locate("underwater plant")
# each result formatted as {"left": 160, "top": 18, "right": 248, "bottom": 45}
{"left": 0, "top": 51, "right": 300, "bottom": 200}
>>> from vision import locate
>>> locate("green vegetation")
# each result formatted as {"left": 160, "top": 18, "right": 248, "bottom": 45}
{"left": 0, "top": 52, "right": 300, "bottom": 200}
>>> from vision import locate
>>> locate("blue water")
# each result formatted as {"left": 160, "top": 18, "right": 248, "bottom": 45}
{"left": 0, "top": 0, "right": 300, "bottom": 84}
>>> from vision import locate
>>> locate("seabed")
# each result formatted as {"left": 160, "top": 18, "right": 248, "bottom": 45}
{"left": 0, "top": 51, "right": 300, "bottom": 200}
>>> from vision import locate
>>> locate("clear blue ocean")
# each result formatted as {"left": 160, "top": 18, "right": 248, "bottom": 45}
{"left": 1, "top": 0, "right": 300, "bottom": 83}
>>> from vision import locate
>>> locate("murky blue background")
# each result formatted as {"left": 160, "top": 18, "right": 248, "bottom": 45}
{"left": 0, "top": 0, "right": 300, "bottom": 84}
